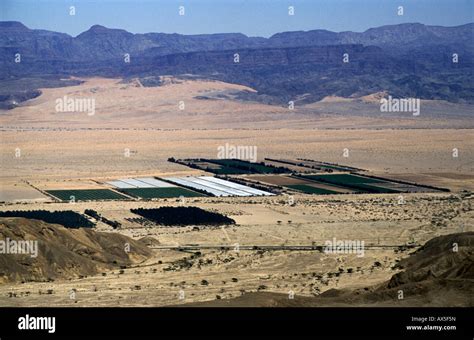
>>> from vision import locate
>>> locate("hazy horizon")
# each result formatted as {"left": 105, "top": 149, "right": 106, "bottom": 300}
{"left": 1, "top": 0, "right": 472, "bottom": 37}
{"left": 2, "top": 19, "right": 473, "bottom": 38}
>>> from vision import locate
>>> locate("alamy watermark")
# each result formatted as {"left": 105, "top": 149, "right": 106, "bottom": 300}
{"left": 0, "top": 238, "right": 38, "bottom": 258}
{"left": 324, "top": 238, "right": 365, "bottom": 258}
{"left": 217, "top": 143, "right": 257, "bottom": 162}
{"left": 55, "top": 95, "right": 96, "bottom": 116}
{"left": 18, "top": 314, "right": 55, "bottom": 333}
{"left": 380, "top": 96, "right": 420, "bottom": 116}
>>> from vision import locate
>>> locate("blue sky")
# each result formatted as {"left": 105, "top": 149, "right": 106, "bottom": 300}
{"left": 1, "top": 0, "right": 472, "bottom": 37}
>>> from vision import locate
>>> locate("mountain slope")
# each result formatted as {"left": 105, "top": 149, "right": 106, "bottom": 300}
{"left": 2, "top": 21, "right": 472, "bottom": 61}
{"left": 269, "top": 23, "right": 474, "bottom": 51}
{"left": 0, "top": 21, "right": 472, "bottom": 107}
{"left": 0, "top": 218, "right": 152, "bottom": 283}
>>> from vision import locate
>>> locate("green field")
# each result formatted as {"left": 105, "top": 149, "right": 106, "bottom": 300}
{"left": 176, "top": 158, "right": 291, "bottom": 175}
{"left": 303, "top": 174, "right": 385, "bottom": 184}
{"left": 345, "top": 183, "right": 400, "bottom": 194}
{"left": 206, "top": 164, "right": 252, "bottom": 175}
{"left": 209, "top": 159, "right": 290, "bottom": 174}
{"left": 285, "top": 184, "right": 340, "bottom": 195}
{"left": 301, "top": 174, "right": 400, "bottom": 193}
{"left": 46, "top": 189, "right": 129, "bottom": 201}
{"left": 120, "top": 187, "right": 206, "bottom": 199}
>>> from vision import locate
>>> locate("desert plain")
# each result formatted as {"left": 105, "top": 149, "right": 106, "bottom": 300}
{"left": 0, "top": 77, "right": 472, "bottom": 307}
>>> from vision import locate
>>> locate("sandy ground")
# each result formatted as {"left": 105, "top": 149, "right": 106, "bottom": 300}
{"left": 0, "top": 77, "right": 289, "bottom": 129}
{"left": 0, "top": 128, "right": 472, "bottom": 203}
{"left": 0, "top": 77, "right": 472, "bottom": 306}
{"left": 0, "top": 77, "right": 472, "bottom": 129}
{"left": 0, "top": 192, "right": 471, "bottom": 307}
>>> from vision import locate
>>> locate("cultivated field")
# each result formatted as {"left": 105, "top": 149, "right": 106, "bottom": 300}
{"left": 247, "top": 174, "right": 354, "bottom": 194}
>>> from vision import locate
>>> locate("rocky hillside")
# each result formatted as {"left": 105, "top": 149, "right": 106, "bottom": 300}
{"left": 0, "top": 21, "right": 472, "bottom": 107}
{"left": 0, "top": 218, "right": 152, "bottom": 283}
{"left": 268, "top": 23, "right": 474, "bottom": 52}
{"left": 1, "top": 21, "right": 471, "bottom": 62}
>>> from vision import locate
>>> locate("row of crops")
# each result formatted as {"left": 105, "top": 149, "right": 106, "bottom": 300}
{"left": 46, "top": 189, "right": 129, "bottom": 202}
{"left": 0, "top": 210, "right": 94, "bottom": 228}
{"left": 298, "top": 174, "right": 401, "bottom": 194}
{"left": 209, "top": 159, "right": 291, "bottom": 174}
{"left": 45, "top": 187, "right": 206, "bottom": 202}
{"left": 119, "top": 187, "right": 206, "bottom": 199}
{"left": 285, "top": 184, "right": 341, "bottom": 195}
{"left": 0, "top": 206, "right": 238, "bottom": 229}
{"left": 131, "top": 207, "right": 235, "bottom": 226}
{"left": 172, "top": 158, "right": 292, "bottom": 175}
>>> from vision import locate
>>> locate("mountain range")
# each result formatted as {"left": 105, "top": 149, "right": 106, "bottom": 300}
{"left": 0, "top": 21, "right": 473, "bottom": 108}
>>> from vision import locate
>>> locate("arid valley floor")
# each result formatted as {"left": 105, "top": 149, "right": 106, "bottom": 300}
{"left": 0, "top": 78, "right": 473, "bottom": 307}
